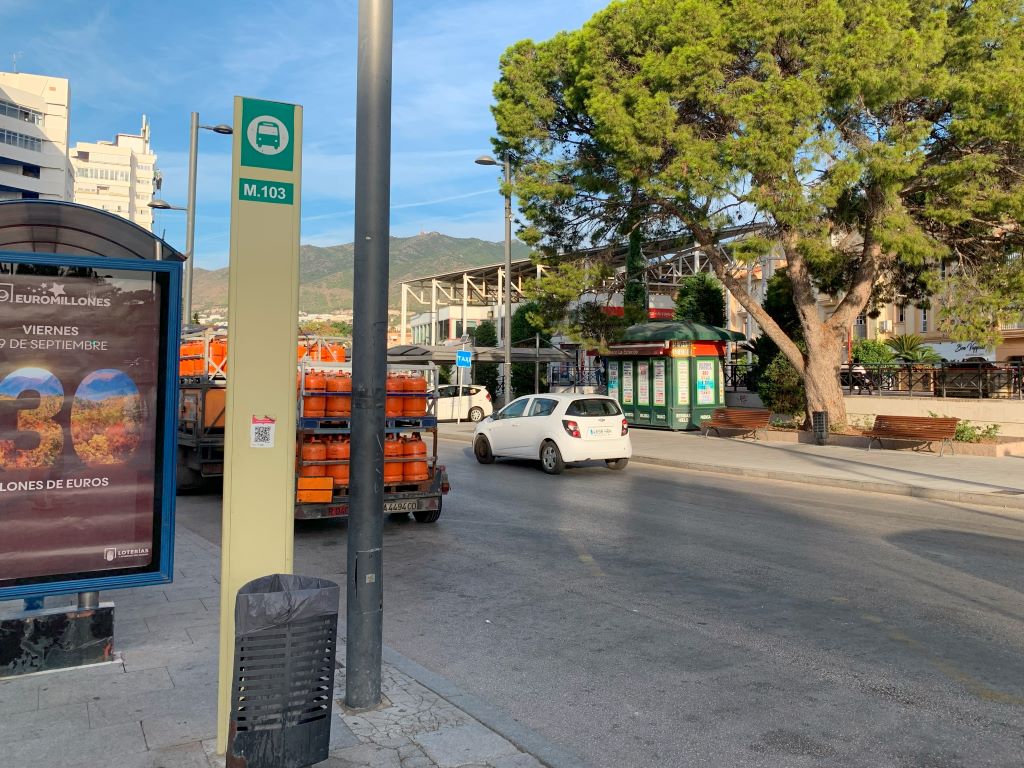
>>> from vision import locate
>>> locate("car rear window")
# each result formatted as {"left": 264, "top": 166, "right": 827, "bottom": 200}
{"left": 566, "top": 398, "right": 621, "bottom": 417}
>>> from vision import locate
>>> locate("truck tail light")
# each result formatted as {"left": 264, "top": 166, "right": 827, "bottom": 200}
{"left": 621, "top": 418, "right": 629, "bottom": 436}
{"left": 562, "top": 420, "right": 581, "bottom": 438}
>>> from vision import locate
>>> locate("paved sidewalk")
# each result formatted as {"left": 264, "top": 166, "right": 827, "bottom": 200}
{"left": 0, "top": 527, "right": 582, "bottom": 768}
{"left": 439, "top": 422, "right": 1024, "bottom": 511}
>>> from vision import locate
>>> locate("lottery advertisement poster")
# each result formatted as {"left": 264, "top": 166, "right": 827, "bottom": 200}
{"left": 0, "top": 257, "right": 177, "bottom": 593}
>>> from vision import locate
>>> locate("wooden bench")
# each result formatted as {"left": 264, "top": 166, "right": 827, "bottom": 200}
{"left": 864, "top": 415, "right": 959, "bottom": 456}
{"left": 702, "top": 408, "right": 772, "bottom": 440}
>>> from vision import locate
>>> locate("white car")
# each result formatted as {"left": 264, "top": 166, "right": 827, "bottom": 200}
{"left": 472, "top": 393, "right": 631, "bottom": 474}
{"left": 430, "top": 384, "right": 493, "bottom": 422}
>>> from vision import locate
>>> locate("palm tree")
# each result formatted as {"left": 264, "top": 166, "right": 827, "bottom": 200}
{"left": 885, "top": 334, "right": 943, "bottom": 363}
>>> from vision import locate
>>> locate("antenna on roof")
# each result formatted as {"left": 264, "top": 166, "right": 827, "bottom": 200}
{"left": 11, "top": 52, "right": 23, "bottom": 73}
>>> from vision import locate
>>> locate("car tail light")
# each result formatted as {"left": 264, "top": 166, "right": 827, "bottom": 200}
{"left": 485, "top": 392, "right": 491, "bottom": 401}
{"left": 562, "top": 419, "right": 581, "bottom": 438}
{"left": 621, "top": 418, "right": 629, "bottom": 436}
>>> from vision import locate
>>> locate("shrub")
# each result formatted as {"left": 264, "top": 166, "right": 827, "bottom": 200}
{"left": 852, "top": 339, "right": 894, "bottom": 365}
{"left": 928, "top": 411, "right": 1001, "bottom": 442}
{"left": 757, "top": 352, "right": 806, "bottom": 420}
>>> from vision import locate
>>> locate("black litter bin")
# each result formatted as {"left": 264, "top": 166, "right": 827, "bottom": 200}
{"left": 227, "top": 574, "right": 340, "bottom": 768}
{"left": 812, "top": 411, "right": 829, "bottom": 445}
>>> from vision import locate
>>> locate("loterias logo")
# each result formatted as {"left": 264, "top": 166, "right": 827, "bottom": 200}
{"left": 0, "top": 282, "right": 111, "bottom": 307}
{"left": 103, "top": 545, "right": 151, "bottom": 562}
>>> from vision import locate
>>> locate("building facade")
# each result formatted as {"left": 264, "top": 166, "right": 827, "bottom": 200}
{"left": 71, "top": 116, "right": 159, "bottom": 231}
{"left": 0, "top": 72, "right": 72, "bottom": 201}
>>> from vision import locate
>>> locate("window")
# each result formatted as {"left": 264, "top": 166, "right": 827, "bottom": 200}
{"left": 856, "top": 314, "right": 866, "bottom": 326}
{"left": 498, "top": 398, "right": 530, "bottom": 419}
{"left": 0, "top": 98, "right": 43, "bottom": 125}
{"left": 898, "top": 305, "right": 905, "bottom": 323}
{"left": 921, "top": 308, "right": 929, "bottom": 333}
{"left": 528, "top": 398, "right": 559, "bottom": 417}
{"left": 0, "top": 128, "right": 41, "bottom": 152}
{"left": 566, "top": 398, "right": 622, "bottom": 417}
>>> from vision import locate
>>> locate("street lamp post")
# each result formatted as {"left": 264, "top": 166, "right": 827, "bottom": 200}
{"left": 475, "top": 153, "right": 513, "bottom": 406}
{"left": 150, "top": 114, "right": 232, "bottom": 325}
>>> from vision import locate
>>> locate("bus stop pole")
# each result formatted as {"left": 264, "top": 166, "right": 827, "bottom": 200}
{"left": 347, "top": 0, "right": 393, "bottom": 710}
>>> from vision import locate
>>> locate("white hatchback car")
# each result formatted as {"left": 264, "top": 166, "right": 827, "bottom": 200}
{"left": 472, "top": 393, "right": 631, "bottom": 474}
{"left": 430, "top": 384, "right": 493, "bottom": 422}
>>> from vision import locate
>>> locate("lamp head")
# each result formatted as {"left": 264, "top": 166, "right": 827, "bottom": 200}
{"left": 474, "top": 155, "right": 498, "bottom": 166}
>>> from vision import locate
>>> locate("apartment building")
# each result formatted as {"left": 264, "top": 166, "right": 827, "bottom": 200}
{"left": 0, "top": 72, "right": 72, "bottom": 201}
{"left": 71, "top": 116, "right": 159, "bottom": 231}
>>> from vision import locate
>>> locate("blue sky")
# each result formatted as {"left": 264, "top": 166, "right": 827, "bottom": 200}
{"left": 3, "top": 0, "right": 606, "bottom": 268}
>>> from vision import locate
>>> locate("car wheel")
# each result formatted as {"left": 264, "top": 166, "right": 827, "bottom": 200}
{"left": 414, "top": 500, "right": 442, "bottom": 523}
{"left": 539, "top": 440, "right": 565, "bottom": 475}
{"left": 474, "top": 435, "right": 495, "bottom": 464}
{"left": 468, "top": 406, "right": 484, "bottom": 422}
{"left": 605, "top": 458, "right": 629, "bottom": 470}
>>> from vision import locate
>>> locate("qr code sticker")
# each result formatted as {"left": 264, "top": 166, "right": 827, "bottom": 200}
{"left": 253, "top": 425, "right": 272, "bottom": 445}
{"left": 250, "top": 419, "right": 276, "bottom": 448}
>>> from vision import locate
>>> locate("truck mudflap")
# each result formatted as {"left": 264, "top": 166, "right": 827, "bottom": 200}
{"left": 295, "top": 465, "right": 449, "bottom": 521}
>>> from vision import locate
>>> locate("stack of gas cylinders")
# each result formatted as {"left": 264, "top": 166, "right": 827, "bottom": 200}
{"left": 298, "top": 370, "right": 427, "bottom": 419}
{"left": 179, "top": 336, "right": 346, "bottom": 377}
{"left": 297, "top": 432, "right": 430, "bottom": 488}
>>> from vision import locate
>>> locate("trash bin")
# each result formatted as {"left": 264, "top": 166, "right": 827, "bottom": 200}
{"left": 227, "top": 574, "right": 340, "bottom": 768}
{"left": 812, "top": 411, "right": 828, "bottom": 446}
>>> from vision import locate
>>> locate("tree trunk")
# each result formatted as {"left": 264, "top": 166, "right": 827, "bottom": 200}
{"left": 801, "top": 326, "right": 848, "bottom": 428}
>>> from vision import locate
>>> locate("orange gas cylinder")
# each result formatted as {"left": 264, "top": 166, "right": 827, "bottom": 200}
{"left": 325, "top": 438, "right": 350, "bottom": 488}
{"left": 209, "top": 338, "right": 227, "bottom": 376}
{"left": 330, "top": 343, "right": 346, "bottom": 363}
{"left": 326, "top": 373, "right": 352, "bottom": 417}
{"left": 403, "top": 433, "right": 429, "bottom": 482}
{"left": 403, "top": 373, "right": 427, "bottom": 416}
{"left": 303, "top": 371, "right": 327, "bottom": 417}
{"left": 385, "top": 374, "right": 403, "bottom": 417}
{"left": 299, "top": 439, "right": 327, "bottom": 477}
{"left": 383, "top": 435, "right": 404, "bottom": 483}
{"left": 178, "top": 342, "right": 190, "bottom": 376}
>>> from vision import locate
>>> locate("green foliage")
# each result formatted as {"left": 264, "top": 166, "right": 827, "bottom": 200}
{"left": 885, "top": 334, "right": 942, "bottom": 363}
{"left": 525, "top": 262, "right": 631, "bottom": 351}
{"left": 928, "top": 411, "right": 1001, "bottom": 443}
{"left": 493, "top": 0, "right": 1024, "bottom": 419}
{"left": 852, "top": 339, "right": 894, "bottom": 365}
{"left": 470, "top": 321, "right": 499, "bottom": 397}
{"left": 674, "top": 273, "right": 726, "bottom": 326}
{"left": 511, "top": 302, "right": 551, "bottom": 394}
{"left": 749, "top": 270, "right": 802, "bottom": 390}
{"left": 758, "top": 352, "right": 806, "bottom": 419}
{"left": 298, "top": 319, "right": 352, "bottom": 338}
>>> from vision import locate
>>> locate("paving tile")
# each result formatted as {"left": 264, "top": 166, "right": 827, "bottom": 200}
{"left": 89, "top": 682, "right": 215, "bottom": 729}
{"left": 0, "top": 676, "right": 39, "bottom": 714}
{"left": 119, "top": 598, "right": 210, "bottom": 621}
{"left": 119, "top": 630, "right": 201, "bottom": 672}
{"left": 0, "top": 702, "right": 88, "bottom": 744}
{"left": 145, "top": 611, "right": 218, "bottom": 636}
{"left": 6, "top": 721, "right": 147, "bottom": 768}
{"left": 185, "top": 623, "right": 221, "bottom": 644}
{"left": 166, "top": 659, "right": 219, "bottom": 690}
{"left": 142, "top": 710, "right": 218, "bottom": 749}
{"left": 330, "top": 744, "right": 402, "bottom": 768}
{"left": 38, "top": 666, "right": 173, "bottom": 708}
{"left": 412, "top": 723, "right": 518, "bottom": 768}
{"left": 93, "top": 741, "right": 214, "bottom": 768}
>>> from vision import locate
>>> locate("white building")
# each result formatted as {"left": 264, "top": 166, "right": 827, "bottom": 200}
{"left": 0, "top": 72, "right": 72, "bottom": 201}
{"left": 71, "top": 116, "right": 159, "bottom": 231}
{"left": 409, "top": 305, "right": 493, "bottom": 345}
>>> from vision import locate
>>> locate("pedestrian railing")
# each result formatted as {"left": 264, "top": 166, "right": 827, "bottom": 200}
{"left": 724, "top": 361, "right": 1024, "bottom": 399}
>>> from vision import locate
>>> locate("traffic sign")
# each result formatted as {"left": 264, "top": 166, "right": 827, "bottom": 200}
{"left": 456, "top": 350, "right": 472, "bottom": 368}
{"left": 240, "top": 98, "right": 296, "bottom": 172}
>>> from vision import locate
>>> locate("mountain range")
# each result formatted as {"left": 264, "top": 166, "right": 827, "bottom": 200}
{"left": 191, "top": 232, "right": 532, "bottom": 315}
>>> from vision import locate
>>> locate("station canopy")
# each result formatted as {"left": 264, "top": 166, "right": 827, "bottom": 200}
{"left": 620, "top": 321, "right": 746, "bottom": 342}
{"left": 0, "top": 200, "right": 185, "bottom": 261}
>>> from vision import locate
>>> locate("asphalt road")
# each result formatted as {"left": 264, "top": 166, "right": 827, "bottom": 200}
{"left": 179, "top": 441, "right": 1024, "bottom": 768}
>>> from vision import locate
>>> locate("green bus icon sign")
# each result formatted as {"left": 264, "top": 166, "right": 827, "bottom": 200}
{"left": 240, "top": 98, "right": 296, "bottom": 172}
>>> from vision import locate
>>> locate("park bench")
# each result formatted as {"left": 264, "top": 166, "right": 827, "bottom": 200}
{"left": 702, "top": 408, "right": 773, "bottom": 440}
{"left": 864, "top": 415, "right": 959, "bottom": 456}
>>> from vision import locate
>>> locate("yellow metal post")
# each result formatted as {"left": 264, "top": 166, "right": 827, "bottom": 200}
{"left": 216, "top": 96, "right": 303, "bottom": 753}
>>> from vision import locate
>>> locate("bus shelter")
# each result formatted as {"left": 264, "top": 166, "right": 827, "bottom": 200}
{"left": 605, "top": 321, "right": 744, "bottom": 431}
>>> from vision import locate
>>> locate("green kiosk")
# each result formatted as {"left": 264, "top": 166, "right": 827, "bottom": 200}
{"left": 605, "top": 321, "right": 745, "bottom": 431}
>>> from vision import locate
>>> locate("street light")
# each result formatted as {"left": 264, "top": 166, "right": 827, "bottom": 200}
{"left": 475, "top": 153, "right": 513, "bottom": 405}
{"left": 149, "top": 113, "right": 232, "bottom": 325}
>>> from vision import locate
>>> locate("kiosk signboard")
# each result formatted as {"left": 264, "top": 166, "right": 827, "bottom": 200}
{"left": 0, "top": 254, "right": 180, "bottom": 600}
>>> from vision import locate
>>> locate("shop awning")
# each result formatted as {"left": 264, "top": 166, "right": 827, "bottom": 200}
{"left": 0, "top": 200, "right": 185, "bottom": 261}
{"left": 387, "top": 344, "right": 571, "bottom": 364}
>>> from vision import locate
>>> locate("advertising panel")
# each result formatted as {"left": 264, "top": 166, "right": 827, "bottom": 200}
{"left": 607, "top": 360, "right": 619, "bottom": 400}
{"left": 622, "top": 362, "right": 634, "bottom": 405}
{"left": 653, "top": 360, "right": 665, "bottom": 406}
{"left": 696, "top": 360, "right": 715, "bottom": 405}
{"left": 637, "top": 362, "right": 649, "bottom": 406}
{"left": 677, "top": 360, "right": 689, "bottom": 405}
{"left": 0, "top": 254, "right": 179, "bottom": 599}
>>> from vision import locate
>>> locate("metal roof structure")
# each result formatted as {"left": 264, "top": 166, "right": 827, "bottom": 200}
{"left": 397, "top": 224, "right": 765, "bottom": 344}
{"left": 387, "top": 344, "right": 571, "bottom": 364}
{"left": 620, "top": 321, "right": 746, "bottom": 343}
{"left": 0, "top": 200, "right": 185, "bottom": 261}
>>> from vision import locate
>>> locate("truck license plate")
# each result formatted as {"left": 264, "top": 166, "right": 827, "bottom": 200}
{"left": 383, "top": 500, "right": 419, "bottom": 512}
